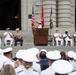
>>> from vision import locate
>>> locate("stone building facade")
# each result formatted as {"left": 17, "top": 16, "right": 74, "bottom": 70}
{"left": 21, "top": 0, "right": 75, "bottom": 31}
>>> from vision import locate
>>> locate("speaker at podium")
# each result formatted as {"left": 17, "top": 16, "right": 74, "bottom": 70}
{"left": 33, "top": 28, "right": 49, "bottom": 45}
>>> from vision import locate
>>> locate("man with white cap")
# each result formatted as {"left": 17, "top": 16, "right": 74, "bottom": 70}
{"left": 3, "top": 28, "right": 13, "bottom": 46}
{"left": 52, "top": 60, "right": 73, "bottom": 75}
{"left": 27, "top": 48, "right": 41, "bottom": 73}
{"left": 40, "top": 51, "right": 61, "bottom": 75}
{"left": 14, "top": 28, "right": 23, "bottom": 46}
{"left": 3, "top": 47, "right": 14, "bottom": 68}
{"left": 37, "top": 21, "right": 42, "bottom": 28}
{"left": 54, "top": 28, "right": 63, "bottom": 46}
{"left": 14, "top": 50, "right": 27, "bottom": 74}
{"left": 15, "top": 50, "right": 39, "bottom": 75}
{"left": 67, "top": 51, "right": 76, "bottom": 71}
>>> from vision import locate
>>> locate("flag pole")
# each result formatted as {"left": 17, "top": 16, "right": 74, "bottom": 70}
{"left": 49, "top": 7, "right": 53, "bottom": 35}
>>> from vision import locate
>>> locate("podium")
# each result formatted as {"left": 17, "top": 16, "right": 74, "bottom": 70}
{"left": 33, "top": 28, "right": 49, "bottom": 45}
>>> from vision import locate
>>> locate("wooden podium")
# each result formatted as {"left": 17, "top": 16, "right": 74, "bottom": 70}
{"left": 33, "top": 28, "right": 49, "bottom": 45}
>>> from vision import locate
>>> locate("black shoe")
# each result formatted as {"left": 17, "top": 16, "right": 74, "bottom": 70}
{"left": 20, "top": 44, "right": 23, "bottom": 46}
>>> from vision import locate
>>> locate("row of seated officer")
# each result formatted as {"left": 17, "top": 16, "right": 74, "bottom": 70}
{"left": 53, "top": 28, "right": 76, "bottom": 46}
{"left": 1, "top": 28, "right": 23, "bottom": 46}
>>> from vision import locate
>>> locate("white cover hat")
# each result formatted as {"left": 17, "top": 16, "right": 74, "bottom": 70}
{"left": 16, "top": 28, "right": 19, "bottom": 30}
{"left": 54, "top": 50, "right": 60, "bottom": 54}
{"left": 37, "top": 21, "right": 41, "bottom": 23}
{"left": 16, "top": 49, "right": 26, "bottom": 59}
{"left": 40, "top": 49, "right": 47, "bottom": 53}
{"left": 29, "top": 47, "right": 39, "bottom": 55}
{"left": 67, "top": 51, "right": 75, "bottom": 58}
{"left": 46, "top": 51, "right": 61, "bottom": 60}
{"left": 22, "top": 50, "right": 39, "bottom": 62}
{"left": 73, "top": 53, "right": 76, "bottom": 60}
{"left": 0, "top": 48, "right": 3, "bottom": 56}
{"left": 3, "top": 47, "right": 12, "bottom": 53}
{"left": 52, "top": 60, "right": 73, "bottom": 74}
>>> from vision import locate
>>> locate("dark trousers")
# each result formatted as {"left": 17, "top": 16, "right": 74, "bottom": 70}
{"left": 14, "top": 37, "right": 23, "bottom": 46}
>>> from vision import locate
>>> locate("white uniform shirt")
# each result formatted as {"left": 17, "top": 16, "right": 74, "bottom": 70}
{"left": 3, "top": 57, "right": 14, "bottom": 68}
{"left": 4, "top": 31, "right": 13, "bottom": 39}
{"left": 38, "top": 25, "right": 42, "bottom": 28}
{"left": 31, "top": 62, "right": 41, "bottom": 73}
{"left": 15, "top": 65, "right": 39, "bottom": 75}
{"left": 40, "top": 66, "right": 55, "bottom": 75}
{"left": 63, "top": 34, "right": 71, "bottom": 40}
{"left": 54, "top": 33, "right": 62, "bottom": 40}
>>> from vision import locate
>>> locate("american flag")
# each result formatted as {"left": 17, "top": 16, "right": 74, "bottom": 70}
{"left": 31, "top": 6, "right": 35, "bottom": 30}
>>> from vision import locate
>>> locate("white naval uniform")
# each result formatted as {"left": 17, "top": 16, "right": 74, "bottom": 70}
{"left": 15, "top": 65, "right": 39, "bottom": 75}
{"left": 31, "top": 62, "right": 41, "bottom": 73}
{"left": 54, "top": 33, "right": 63, "bottom": 46}
{"left": 38, "top": 25, "right": 42, "bottom": 28}
{"left": 68, "top": 71, "right": 76, "bottom": 75}
{"left": 3, "top": 57, "right": 14, "bottom": 68}
{"left": 40, "top": 66, "right": 55, "bottom": 75}
{"left": 63, "top": 34, "right": 73, "bottom": 46}
{"left": 4, "top": 32, "right": 13, "bottom": 46}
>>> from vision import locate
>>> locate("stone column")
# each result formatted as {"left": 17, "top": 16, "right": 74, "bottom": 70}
{"left": 71, "top": 0, "right": 75, "bottom": 27}
{"left": 58, "top": 0, "right": 71, "bottom": 26}
{"left": 43, "top": 0, "right": 56, "bottom": 27}
{"left": 21, "top": 0, "right": 28, "bottom": 31}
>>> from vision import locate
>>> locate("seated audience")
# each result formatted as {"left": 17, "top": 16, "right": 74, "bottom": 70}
{"left": 14, "top": 28, "right": 23, "bottom": 46}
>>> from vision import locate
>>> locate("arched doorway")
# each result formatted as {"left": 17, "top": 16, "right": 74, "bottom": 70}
{"left": 0, "top": 0, "right": 21, "bottom": 30}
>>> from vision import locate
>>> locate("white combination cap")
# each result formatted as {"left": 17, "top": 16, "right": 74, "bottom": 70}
{"left": 67, "top": 51, "right": 75, "bottom": 58}
{"left": 54, "top": 50, "right": 60, "bottom": 54}
{"left": 22, "top": 50, "right": 39, "bottom": 62}
{"left": 3, "top": 47, "right": 12, "bottom": 53}
{"left": 72, "top": 53, "right": 76, "bottom": 60}
{"left": 16, "top": 28, "right": 19, "bottom": 31}
{"left": 0, "top": 48, "right": 3, "bottom": 56}
{"left": 52, "top": 60, "right": 73, "bottom": 74}
{"left": 6, "top": 28, "right": 10, "bottom": 30}
{"left": 40, "top": 49, "right": 47, "bottom": 53}
{"left": 16, "top": 49, "right": 26, "bottom": 59}
{"left": 46, "top": 51, "right": 61, "bottom": 60}
{"left": 27, "top": 47, "right": 39, "bottom": 56}
{"left": 37, "top": 21, "right": 41, "bottom": 24}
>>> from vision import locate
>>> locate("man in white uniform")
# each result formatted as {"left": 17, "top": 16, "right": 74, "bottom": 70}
{"left": 63, "top": 31, "right": 73, "bottom": 46}
{"left": 3, "top": 28, "right": 13, "bottom": 46}
{"left": 54, "top": 28, "right": 63, "bottom": 46}
{"left": 37, "top": 21, "right": 42, "bottom": 28}
{"left": 3, "top": 47, "right": 14, "bottom": 68}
